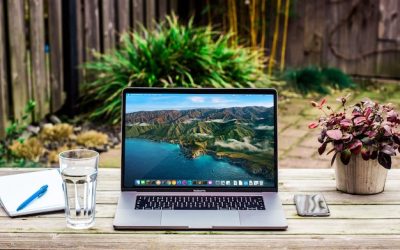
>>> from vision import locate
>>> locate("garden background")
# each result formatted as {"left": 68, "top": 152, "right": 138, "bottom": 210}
{"left": 0, "top": 0, "right": 399, "bottom": 168}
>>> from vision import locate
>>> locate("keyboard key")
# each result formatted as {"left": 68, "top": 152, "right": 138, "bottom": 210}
{"left": 135, "top": 195, "right": 265, "bottom": 210}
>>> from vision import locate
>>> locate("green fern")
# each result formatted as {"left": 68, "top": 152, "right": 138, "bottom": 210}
{"left": 81, "top": 15, "right": 275, "bottom": 124}
{"left": 284, "top": 66, "right": 354, "bottom": 95}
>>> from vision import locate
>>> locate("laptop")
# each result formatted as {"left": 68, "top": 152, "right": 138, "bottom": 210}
{"left": 113, "top": 88, "right": 287, "bottom": 230}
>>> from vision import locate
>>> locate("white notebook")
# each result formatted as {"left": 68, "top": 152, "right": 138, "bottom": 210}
{"left": 0, "top": 169, "right": 65, "bottom": 217}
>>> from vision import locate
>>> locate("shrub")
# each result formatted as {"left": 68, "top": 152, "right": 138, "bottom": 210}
{"left": 309, "top": 95, "right": 400, "bottom": 169}
{"left": 82, "top": 15, "right": 275, "bottom": 124}
{"left": 76, "top": 130, "right": 109, "bottom": 148}
{"left": 284, "top": 66, "right": 354, "bottom": 95}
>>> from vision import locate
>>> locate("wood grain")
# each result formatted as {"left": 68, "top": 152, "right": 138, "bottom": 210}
{"left": 0, "top": 0, "right": 9, "bottom": 138}
{"left": 7, "top": 0, "right": 29, "bottom": 120}
{"left": 132, "top": 0, "right": 144, "bottom": 31}
{"left": 29, "top": 0, "right": 48, "bottom": 119}
{"left": 84, "top": 0, "right": 100, "bottom": 62}
{"left": 101, "top": 0, "right": 116, "bottom": 52}
{"left": 0, "top": 168, "right": 399, "bottom": 248}
{"left": 116, "top": 0, "right": 130, "bottom": 35}
{"left": 47, "top": 0, "right": 65, "bottom": 112}
{"left": 145, "top": 0, "right": 156, "bottom": 30}
{"left": 0, "top": 234, "right": 399, "bottom": 249}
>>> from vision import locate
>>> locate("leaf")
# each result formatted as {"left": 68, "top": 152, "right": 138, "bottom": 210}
{"left": 326, "top": 129, "right": 343, "bottom": 140}
{"left": 310, "top": 101, "right": 318, "bottom": 108}
{"left": 370, "top": 150, "right": 378, "bottom": 160}
{"left": 361, "top": 147, "right": 370, "bottom": 161}
{"left": 308, "top": 121, "right": 319, "bottom": 129}
{"left": 381, "top": 145, "right": 396, "bottom": 156}
{"left": 349, "top": 139, "right": 362, "bottom": 154}
{"left": 365, "top": 130, "right": 377, "bottom": 138}
{"left": 319, "top": 98, "right": 327, "bottom": 108}
{"left": 318, "top": 143, "right": 327, "bottom": 155}
{"left": 364, "top": 107, "right": 372, "bottom": 119}
{"left": 378, "top": 152, "right": 392, "bottom": 169}
{"left": 340, "top": 149, "right": 351, "bottom": 165}
{"left": 331, "top": 152, "right": 338, "bottom": 166}
{"left": 340, "top": 119, "right": 352, "bottom": 127}
{"left": 353, "top": 116, "right": 366, "bottom": 126}
{"left": 387, "top": 110, "right": 398, "bottom": 123}
{"left": 394, "top": 135, "right": 400, "bottom": 145}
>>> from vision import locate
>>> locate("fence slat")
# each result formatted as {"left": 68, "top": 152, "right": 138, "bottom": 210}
{"left": 101, "top": 0, "right": 116, "bottom": 52}
{"left": 0, "top": 0, "right": 9, "bottom": 137}
{"left": 169, "top": 0, "right": 178, "bottom": 14}
{"left": 29, "top": 0, "right": 48, "bottom": 119}
{"left": 132, "top": 0, "right": 144, "bottom": 31}
{"left": 84, "top": 0, "right": 100, "bottom": 62}
{"left": 157, "top": 0, "right": 167, "bottom": 21}
{"left": 48, "top": 0, "right": 64, "bottom": 112}
{"left": 145, "top": 0, "right": 156, "bottom": 30}
{"left": 7, "top": 0, "right": 29, "bottom": 120}
{"left": 117, "top": 0, "right": 130, "bottom": 35}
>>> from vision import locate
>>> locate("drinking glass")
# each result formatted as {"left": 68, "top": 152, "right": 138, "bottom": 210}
{"left": 59, "top": 149, "right": 99, "bottom": 229}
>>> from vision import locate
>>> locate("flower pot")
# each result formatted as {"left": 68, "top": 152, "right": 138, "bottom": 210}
{"left": 334, "top": 154, "right": 388, "bottom": 194}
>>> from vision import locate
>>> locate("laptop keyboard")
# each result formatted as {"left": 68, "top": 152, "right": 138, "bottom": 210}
{"left": 135, "top": 195, "right": 266, "bottom": 210}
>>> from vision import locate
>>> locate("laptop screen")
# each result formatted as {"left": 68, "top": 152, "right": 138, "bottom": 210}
{"left": 123, "top": 91, "right": 276, "bottom": 189}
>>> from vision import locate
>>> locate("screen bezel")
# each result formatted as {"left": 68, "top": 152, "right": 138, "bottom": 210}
{"left": 121, "top": 88, "right": 278, "bottom": 192}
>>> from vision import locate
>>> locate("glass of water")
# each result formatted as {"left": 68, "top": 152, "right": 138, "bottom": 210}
{"left": 59, "top": 149, "right": 99, "bottom": 229}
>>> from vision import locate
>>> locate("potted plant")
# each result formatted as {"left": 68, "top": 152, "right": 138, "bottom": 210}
{"left": 308, "top": 95, "right": 400, "bottom": 194}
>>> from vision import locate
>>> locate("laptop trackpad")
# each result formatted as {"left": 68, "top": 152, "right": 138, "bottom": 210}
{"left": 161, "top": 210, "right": 240, "bottom": 228}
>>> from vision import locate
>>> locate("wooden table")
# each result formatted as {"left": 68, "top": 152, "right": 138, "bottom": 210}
{"left": 1, "top": 168, "right": 400, "bottom": 249}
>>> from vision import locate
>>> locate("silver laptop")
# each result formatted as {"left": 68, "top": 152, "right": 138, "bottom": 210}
{"left": 113, "top": 88, "right": 287, "bottom": 230}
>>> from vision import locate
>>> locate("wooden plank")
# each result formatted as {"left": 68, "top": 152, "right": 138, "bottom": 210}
{"left": 84, "top": 0, "right": 100, "bottom": 62}
{"left": 48, "top": 0, "right": 65, "bottom": 112}
{"left": 101, "top": 0, "right": 116, "bottom": 52}
{"left": 145, "top": 0, "right": 156, "bottom": 30}
{"left": 0, "top": 234, "right": 400, "bottom": 249}
{"left": 132, "top": 0, "right": 144, "bottom": 31}
{"left": 7, "top": 0, "right": 29, "bottom": 119}
{"left": 169, "top": 0, "right": 178, "bottom": 14}
{"left": 157, "top": 0, "right": 168, "bottom": 22}
{"left": 1, "top": 217, "right": 400, "bottom": 235}
{"left": 3, "top": 204, "right": 400, "bottom": 220}
{"left": 0, "top": 0, "right": 9, "bottom": 138}
{"left": 376, "top": 0, "right": 400, "bottom": 78}
{"left": 29, "top": 0, "right": 48, "bottom": 119}
{"left": 116, "top": 0, "right": 130, "bottom": 35}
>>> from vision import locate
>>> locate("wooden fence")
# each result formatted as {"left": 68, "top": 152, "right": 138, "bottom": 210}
{"left": 0, "top": 0, "right": 399, "bottom": 138}
{"left": 0, "top": 0, "right": 177, "bottom": 137}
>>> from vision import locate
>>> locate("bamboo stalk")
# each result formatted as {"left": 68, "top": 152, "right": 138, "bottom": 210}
{"left": 249, "top": 0, "right": 257, "bottom": 48}
{"left": 268, "top": 0, "right": 282, "bottom": 76}
{"left": 206, "top": 0, "right": 212, "bottom": 27}
{"left": 260, "top": 0, "right": 267, "bottom": 50}
{"left": 280, "top": 0, "right": 290, "bottom": 71}
{"left": 232, "top": 0, "right": 238, "bottom": 46}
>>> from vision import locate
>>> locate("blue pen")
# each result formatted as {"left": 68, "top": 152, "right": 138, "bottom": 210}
{"left": 16, "top": 185, "right": 48, "bottom": 212}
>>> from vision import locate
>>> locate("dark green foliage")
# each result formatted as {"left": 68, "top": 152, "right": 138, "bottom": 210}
{"left": 285, "top": 66, "right": 354, "bottom": 95}
{"left": 81, "top": 15, "right": 274, "bottom": 124}
{"left": 0, "top": 100, "right": 36, "bottom": 166}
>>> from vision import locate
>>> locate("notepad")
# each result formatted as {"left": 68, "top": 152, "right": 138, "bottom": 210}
{"left": 0, "top": 169, "right": 65, "bottom": 217}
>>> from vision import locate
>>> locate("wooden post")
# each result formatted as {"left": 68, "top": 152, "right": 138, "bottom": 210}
{"left": 62, "top": 0, "right": 80, "bottom": 116}
{"left": 145, "top": 0, "right": 155, "bottom": 30}
{"left": 7, "top": 0, "right": 29, "bottom": 120}
{"left": 117, "top": 0, "right": 130, "bottom": 35}
{"left": 29, "top": 0, "right": 48, "bottom": 119}
{"left": 101, "top": 0, "right": 116, "bottom": 52}
{"left": 84, "top": 0, "right": 100, "bottom": 62}
{"left": 48, "top": 0, "right": 65, "bottom": 113}
{"left": 157, "top": 0, "right": 168, "bottom": 22}
{"left": 0, "top": 0, "right": 9, "bottom": 137}
{"left": 132, "top": 0, "right": 144, "bottom": 31}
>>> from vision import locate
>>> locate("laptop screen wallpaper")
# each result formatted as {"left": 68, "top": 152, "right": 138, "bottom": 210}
{"left": 123, "top": 93, "right": 275, "bottom": 188}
